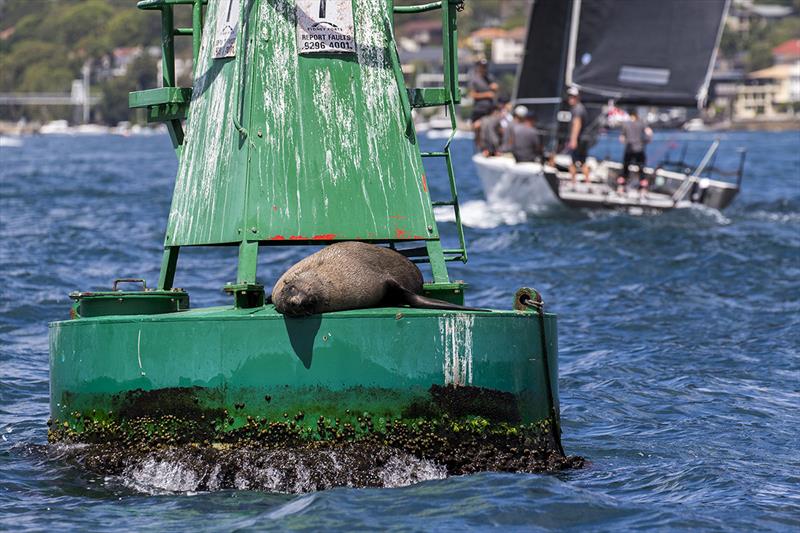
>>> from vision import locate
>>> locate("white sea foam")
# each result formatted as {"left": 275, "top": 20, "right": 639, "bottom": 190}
{"left": 113, "top": 446, "right": 446, "bottom": 495}
{"left": 434, "top": 199, "right": 528, "bottom": 229}
{"left": 124, "top": 455, "right": 202, "bottom": 494}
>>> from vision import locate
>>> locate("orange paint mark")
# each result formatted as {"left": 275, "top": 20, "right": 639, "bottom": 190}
{"left": 312, "top": 234, "right": 336, "bottom": 240}
{"left": 389, "top": 215, "right": 407, "bottom": 220}
{"left": 421, "top": 173, "right": 428, "bottom": 192}
{"left": 270, "top": 235, "right": 286, "bottom": 240}
{"left": 395, "top": 228, "right": 408, "bottom": 238}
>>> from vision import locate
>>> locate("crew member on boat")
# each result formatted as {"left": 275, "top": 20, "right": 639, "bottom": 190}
{"left": 618, "top": 110, "right": 653, "bottom": 196}
{"left": 468, "top": 59, "right": 499, "bottom": 141}
{"left": 508, "top": 105, "right": 543, "bottom": 163}
{"left": 566, "top": 87, "right": 590, "bottom": 186}
{"left": 478, "top": 102, "right": 504, "bottom": 157}
{"left": 499, "top": 100, "right": 515, "bottom": 153}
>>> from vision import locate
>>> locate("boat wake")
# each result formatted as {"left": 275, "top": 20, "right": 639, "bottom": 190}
{"left": 686, "top": 203, "right": 731, "bottom": 225}
{"left": 434, "top": 200, "right": 529, "bottom": 229}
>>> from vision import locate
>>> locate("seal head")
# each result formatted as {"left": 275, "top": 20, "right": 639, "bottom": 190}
{"left": 275, "top": 277, "right": 322, "bottom": 316}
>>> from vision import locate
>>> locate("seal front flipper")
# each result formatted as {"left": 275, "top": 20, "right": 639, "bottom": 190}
{"left": 386, "top": 280, "right": 489, "bottom": 312}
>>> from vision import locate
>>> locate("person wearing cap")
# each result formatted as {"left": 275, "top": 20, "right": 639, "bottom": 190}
{"left": 508, "top": 105, "right": 542, "bottom": 163}
{"left": 617, "top": 109, "right": 653, "bottom": 196}
{"left": 566, "top": 87, "right": 590, "bottom": 185}
{"left": 468, "top": 59, "right": 499, "bottom": 136}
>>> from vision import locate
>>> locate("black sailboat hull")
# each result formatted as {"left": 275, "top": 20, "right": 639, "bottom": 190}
{"left": 544, "top": 163, "right": 739, "bottom": 212}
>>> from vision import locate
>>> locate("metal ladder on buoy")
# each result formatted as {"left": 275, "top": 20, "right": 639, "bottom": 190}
{"left": 395, "top": 0, "right": 467, "bottom": 286}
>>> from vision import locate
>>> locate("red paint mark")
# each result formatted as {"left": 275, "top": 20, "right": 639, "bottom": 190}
{"left": 412, "top": 235, "right": 427, "bottom": 239}
{"left": 289, "top": 235, "right": 306, "bottom": 240}
{"left": 395, "top": 228, "right": 408, "bottom": 238}
{"left": 272, "top": 205, "right": 279, "bottom": 211}
{"left": 421, "top": 173, "right": 428, "bottom": 192}
{"left": 389, "top": 215, "right": 407, "bottom": 220}
{"left": 312, "top": 234, "right": 336, "bottom": 240}
{"left": 270, "top": 235, "right": 286, "bottom": 240}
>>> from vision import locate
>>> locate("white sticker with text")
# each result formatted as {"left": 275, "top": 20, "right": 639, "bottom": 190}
{"left": 296, "top": 0, "right": 356, "bottom": 55}
{"left": 213, "top": 0, "right": 241, "bottom": 59}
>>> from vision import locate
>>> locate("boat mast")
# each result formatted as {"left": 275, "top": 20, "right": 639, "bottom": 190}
{"left": 697, "top": 0, "right": 731, "bottom": 107}
{"left": 547, "top": 0, "right": 578, "bottom": 151}
{"left": 564, "top": 0, "right": 581, "bottom": 90}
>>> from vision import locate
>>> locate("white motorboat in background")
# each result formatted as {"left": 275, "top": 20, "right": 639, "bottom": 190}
{"left": 423, "top": 113, "right": 474, "bottom": 140}
{"left": 0, "top": 135, "right": 23, "bottom": 148}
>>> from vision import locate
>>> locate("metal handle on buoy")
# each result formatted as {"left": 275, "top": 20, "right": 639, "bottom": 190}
{"left": 113, "top": 278, "right": 147, "bottom": 291}
{"left": 514, "top": 287, "right": 542, "bottom": 311}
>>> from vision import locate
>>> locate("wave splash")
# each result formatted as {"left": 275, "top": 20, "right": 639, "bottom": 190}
{"left": 51, "top": 442, "right": 448, "bottom": 494}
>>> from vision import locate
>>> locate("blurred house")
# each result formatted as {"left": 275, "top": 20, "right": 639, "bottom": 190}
{"left": 491, "top": 27, "right": 526, "bottom": 65}
{"left": 467, "top": 27, "right": 524, "bottom": 66}
{"left": 734, "top": 40, "right": 800, "bottom": 119}
{"left": 111, "top": 47, "right": 143, "bottom": 77}
{"left": 772, "top": 38, "right": 800, "bottom": 65}
{"left": 0, "top": 26, "right": 15, "bottom": 41}
{"left": 95, "top": 46, "right": 161, "bottom": 81}
{"left": 396, "top": 18, "right": 442, "bottom": 50}
{"left": 709, "top": 70, "right": 746, "bottom": 120}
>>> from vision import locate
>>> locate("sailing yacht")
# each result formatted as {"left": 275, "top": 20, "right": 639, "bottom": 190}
{"left": 473, "top": 0, "right": 743, "bottom": 213}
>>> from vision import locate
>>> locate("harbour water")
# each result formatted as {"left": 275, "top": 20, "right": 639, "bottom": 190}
{"left": 1, "top": 130, "right": 798, "bottom": 530}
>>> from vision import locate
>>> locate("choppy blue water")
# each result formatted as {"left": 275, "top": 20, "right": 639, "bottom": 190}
{"left": 1, "top": 130, "right": 798, "bottom": 531}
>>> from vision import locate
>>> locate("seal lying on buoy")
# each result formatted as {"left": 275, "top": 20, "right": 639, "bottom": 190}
{"left": 272, "top": 241, "right": 483, "bottom": 316}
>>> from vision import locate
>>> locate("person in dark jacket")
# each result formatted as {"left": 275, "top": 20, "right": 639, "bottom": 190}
{"left": 469, "top": 59, "right": 499, "bottom": 139}
{"left": 566, "top": 87, "right": 590, "bottom": 185}
{"left": 509, "top": 105, "right": 542, "bottom": 163}
{"left": 478, "top": 103, "right": 504, "bottom": 156}
{"left": 618, "top": 110, "right": 653, "bottom": 195}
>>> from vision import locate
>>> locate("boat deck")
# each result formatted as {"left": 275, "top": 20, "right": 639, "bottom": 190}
{"left": 557, "top": 182, "right": 685, "bottom": 210}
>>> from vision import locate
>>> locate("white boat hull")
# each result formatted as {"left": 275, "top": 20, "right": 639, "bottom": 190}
{"left": 426, "top": 129, "right": 474, "bottom": 140}
{"left": 472, "top": 154, "right": 562, "bottom": 212}
{"left": 0, "top": 135, "right": 23, "bottom": 148}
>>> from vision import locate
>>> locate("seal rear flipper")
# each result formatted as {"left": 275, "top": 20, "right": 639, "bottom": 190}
{"left": 389, "top": 283, "right": 489, "bottom": 312}
{"left": 403, "top": 292, "right": 489, "bottom": 312}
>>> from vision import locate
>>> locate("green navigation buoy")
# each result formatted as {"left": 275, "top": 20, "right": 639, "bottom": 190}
{"left": 49, "top": 0, "right": 572, "bottom": 476}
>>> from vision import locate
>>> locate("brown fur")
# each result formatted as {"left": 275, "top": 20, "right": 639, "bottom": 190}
{"left": 271, "top": 242, "right": 479, "bottom": 316}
